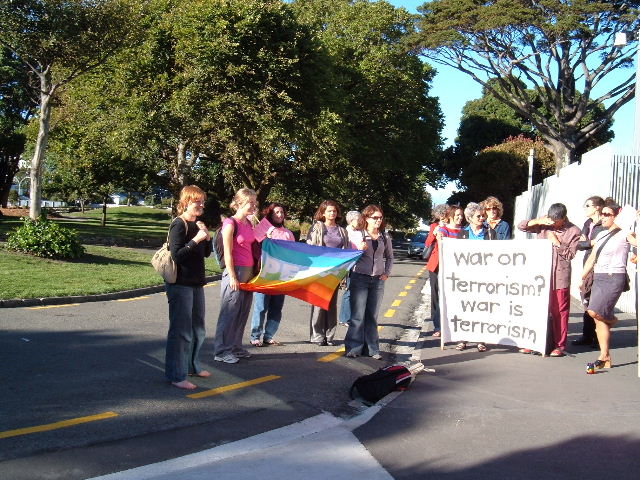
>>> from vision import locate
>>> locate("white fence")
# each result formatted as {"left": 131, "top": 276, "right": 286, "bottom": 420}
{"left": 513, "top": 143, "right": 638, "bottom": 313}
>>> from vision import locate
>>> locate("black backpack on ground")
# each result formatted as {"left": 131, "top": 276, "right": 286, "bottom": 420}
{"left": 350, "top": 364, "right": 413, "bottom": 404}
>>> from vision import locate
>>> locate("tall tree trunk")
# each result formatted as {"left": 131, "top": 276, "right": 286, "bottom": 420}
{"left": 544, "top": 137, "right": 576, "bottom": 174}
{"left": 102, "top": 198, "right": 107, "bottom": 227}
{"left": 29, "top": 74, "right": 54, "bottom": 220}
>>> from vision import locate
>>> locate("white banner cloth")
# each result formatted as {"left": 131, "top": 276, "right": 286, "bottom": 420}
{"left": 439, "top": 238, "right": 552, "bottom": 352}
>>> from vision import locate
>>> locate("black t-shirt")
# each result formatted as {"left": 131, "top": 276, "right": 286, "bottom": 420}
{"left": 168, "top": 218, "right": 212, "bottom": 286}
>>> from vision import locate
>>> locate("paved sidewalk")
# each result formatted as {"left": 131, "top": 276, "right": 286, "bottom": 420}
{"left": 90, "top": 407, "right": 396, "bottom": 480}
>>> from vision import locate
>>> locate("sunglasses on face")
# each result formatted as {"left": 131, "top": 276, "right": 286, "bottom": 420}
{"left": 601, "top": 212, "right": 615, "bottom": 217}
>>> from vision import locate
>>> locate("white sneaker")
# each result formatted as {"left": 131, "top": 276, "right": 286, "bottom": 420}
{"left": 214, "top": 353, "right": 239, "bottom": 364}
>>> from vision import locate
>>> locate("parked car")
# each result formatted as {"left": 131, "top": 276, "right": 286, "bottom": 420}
{"left": 407, "top": 230, "right": 428, "bottom": 258}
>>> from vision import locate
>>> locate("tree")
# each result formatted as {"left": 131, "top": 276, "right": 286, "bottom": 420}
{"left": 415, "top": 0, "right": 640, "bottom": 170}
{"left": 447, "top": 135, "right": 556, "bottom": 223}
{"left": 0, "top": 0, "right": 143, "bottom": 219}
{"left": 0, "top": 46, "right": 35, "bottom": 207}
{"left": 442, "top": 81, "right": 614, "bottom": 180}
{"left": 287, "top": 0, "right": 444, "bottom": 228}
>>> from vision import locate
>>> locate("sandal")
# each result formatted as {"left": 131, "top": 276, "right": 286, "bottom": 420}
{"left": 477, "top": 343, "right": 487, "bottom": 352}
{"left": 550, "top": 348, "right": 565, "bottom": 357}
{"left": 432, "top": 330, "right": 441, "bottom": 338}
{"left": 455, "top": 342, "right": 467, "bottom": 351}
{"left": 263, "top": 339, "right": 282, "bottom": 346}
{"left": 250, "top": 339, "right": 263, "bottom": 347}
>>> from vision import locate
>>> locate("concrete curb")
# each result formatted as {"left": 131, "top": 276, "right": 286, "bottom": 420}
{"left": 0, "top": 274, "right": 222, "bottom": 308}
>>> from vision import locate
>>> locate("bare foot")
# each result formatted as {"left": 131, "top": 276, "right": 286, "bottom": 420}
{"left": 171, "top": 380, "right": 197, "bottom": 390}
{"left": 193, "top": 370, "right": 211, "bottom": 378}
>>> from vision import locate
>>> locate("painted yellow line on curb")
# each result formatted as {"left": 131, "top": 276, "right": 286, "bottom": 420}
{"left": 318, "top": 346, "right": 346, "bottom": 363}
{"left": 404, "top": 285, "right": 413, "bottom": 290}
{"left": 384, "top": 309, "right": 395, "bottom": 318}
{"left": 188, "top": 375, "right": 281, "bottom": 399}
{"left": 409, "top": 279, "right": 416, "bottom": 284}
{"left": 399, "top": 291, "right": 408, "bottom": 297}
{"left": 0, "top": 412, "right": 118, "bottom": 439}
{"left": 391, "top": 300, "right": 402, "bottom": 307}
{"left": 204, "top": 282, "right": 218, "bottom": 288}
{"left": 28, "top": 303, "right": 80, "bottom": 310}
{"left": 117, "top": 296, "right": 149, "bottom": 302}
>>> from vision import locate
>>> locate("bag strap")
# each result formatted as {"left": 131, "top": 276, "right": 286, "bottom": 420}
{"left": 167, "top": 216, "right": 189, "bottom": 247}
{"left": 594, "top": 228, "right": 621, "bottom": 263}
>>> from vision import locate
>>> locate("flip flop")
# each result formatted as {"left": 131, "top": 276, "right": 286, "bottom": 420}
{"left": 263, "top": 339, "right": 282, "bottom": 346}
{"left": 250, "top": 339, "right": 263, "bottom": 347}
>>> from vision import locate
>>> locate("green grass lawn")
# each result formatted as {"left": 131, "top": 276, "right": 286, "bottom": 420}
{"left": 0, "top": 245, "right": 221, "bottom": 300}
{"left": 0, "top": 206, "right": 173, "bottom": 246}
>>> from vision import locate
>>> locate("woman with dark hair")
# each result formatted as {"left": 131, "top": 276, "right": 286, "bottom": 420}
{"left": 213, "top": 188, "right": 258, "bottom": 364}
{"left": 424, "top": 203, "right": 449, "bottom": 337}
{"left": 573, "top": 195, "right": 606, "bottom": 347}
{"left": 165, "top": 185, "right": 212, "bottom": 389}
{"left": 250, "top": 203, "right": 295, "bottom": 346}
{"left": 429, "top": 205, "right": 464, "bottom": 338}
{"left": 345, "top": 205, "right": 394, "bottom": 359}
{"left": 306, "top": 200, "right": 350, "bottom": 346}
{"left": 482, "top": 196, "right": 511, "bottom": 240}
{"left": 582, "top": 200, "right": 635, "bottom": 372}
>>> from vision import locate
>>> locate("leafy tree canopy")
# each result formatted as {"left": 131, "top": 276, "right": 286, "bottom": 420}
{"left": 415, "top": 0, "right": 639, "bottom": 169}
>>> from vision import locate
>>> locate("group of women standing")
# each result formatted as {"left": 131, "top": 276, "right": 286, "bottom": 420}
{"left": 163, "top": 187, "right": 394, "bottom": 388}
{"left": 424, "top": 197, "right": 511, "bottom": 351}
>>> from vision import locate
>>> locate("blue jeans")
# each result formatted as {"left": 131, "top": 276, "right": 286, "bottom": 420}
{"left": 344, "top": 272, "right": 385, "bottom": 356}
{"left": 214, "top": 266, "right": 254, "bottom": 356}
{"left": 250, "top": 293, "right": 285, "bottom": 341}
{"left": 165, "top": 283, "right": 206, "bottom": 382}
{"left": 339, "top": 276, "right": 351, "bottom": 324}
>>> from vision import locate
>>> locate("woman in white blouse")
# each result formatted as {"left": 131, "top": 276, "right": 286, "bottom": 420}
{"left": 582, "top": 200, "right": 635, "bottom": 371}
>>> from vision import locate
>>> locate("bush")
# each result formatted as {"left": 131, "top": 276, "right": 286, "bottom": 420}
{"left": 7, "top": 217, "right": 85, "bottom": 259}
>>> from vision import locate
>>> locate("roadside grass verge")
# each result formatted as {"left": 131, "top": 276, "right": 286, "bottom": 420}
{"left": 0, "top": 245, "right": 220, "bottom": 300}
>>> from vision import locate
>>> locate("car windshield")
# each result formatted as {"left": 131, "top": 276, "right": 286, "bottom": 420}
{"left": 412, "top": 232, "right": 427, "bottom": 243}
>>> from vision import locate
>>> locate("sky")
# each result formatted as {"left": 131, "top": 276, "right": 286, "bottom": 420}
{"left": 388, "top": 0, "right": 636, "bottom": 204}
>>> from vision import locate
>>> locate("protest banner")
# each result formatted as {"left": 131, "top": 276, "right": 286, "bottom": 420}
{"left": 240, "top": 239, "right": 362, "bottom": 310}
{"left": 439, "top": 238, "right": 552, "bottom": 352}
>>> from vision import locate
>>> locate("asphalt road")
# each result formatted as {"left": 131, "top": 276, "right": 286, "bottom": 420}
{"left": 0, "top": 250, "right": 427, "bottom": 479}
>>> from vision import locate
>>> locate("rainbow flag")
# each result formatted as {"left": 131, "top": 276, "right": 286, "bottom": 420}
{"left": 239, "top": 239, "right": 363, "bottom": 310}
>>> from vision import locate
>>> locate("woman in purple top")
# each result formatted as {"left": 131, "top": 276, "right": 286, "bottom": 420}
{"left": 344, "top": 205, "right": 394, "bottom": 359}
{"left": 306, "top": 200, "right": 350, "bottom": 346}
{"left": 213, "top": 188, "right": 257, "bottom": 364}
{"left": 250, "top": 203, "right": 295, "bottom": 347}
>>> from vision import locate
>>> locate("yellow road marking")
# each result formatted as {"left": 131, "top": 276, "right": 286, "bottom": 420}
{"left": 384, "top": 309, "right": 395, "bottom": 318}
{"left": 318, "top": 346, "right": 346, "bottom": 363}
{"left": 28, "top": 303, "right": 80, "bottom": 310}
{"left": 391, "top": 300, "right": 402, "bottom": 307}
{"left": 117, "top": 296, "right": 149, "bottom": 302}
{"left": 0, "top": 412, "right": 118, "bottom": 439}
{"left": 409, "top": 279, "right": 416, "bottom": 284}
{"left": 204, "top": 282, "right": 218, "bottom": 288}
{"left": 399, "top": 291, "right": 407, "bottom": 297}
{"left": 378, "top": 325, "right": 384, "bottom": 331}
{"left": 188, "top": 375, "right": 281, "bottom": 399}
{"left": 404, "top": 285, "right": 412, "bottom": 290}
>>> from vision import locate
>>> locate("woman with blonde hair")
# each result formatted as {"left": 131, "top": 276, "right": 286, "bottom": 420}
{"left": 306, "top": 200, "right": 350, "bottom": 346}
{"left": 165, "top": 185, "right": 212, "bottom": 389}
{"left": 481, "top": 196, "right": 511, "bottom": 240}
{"left": 213, "top": 188, "right": 258, "bottom": 364}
